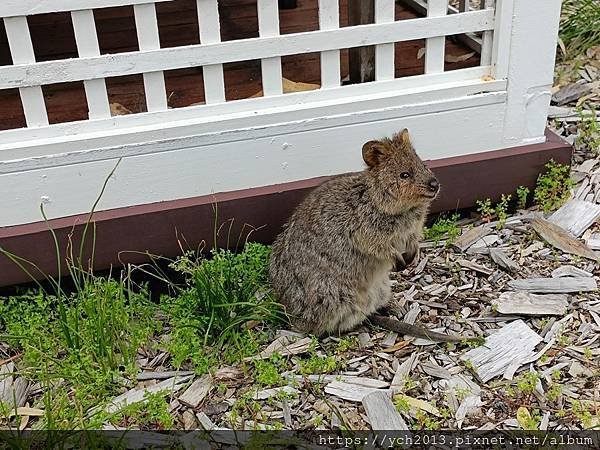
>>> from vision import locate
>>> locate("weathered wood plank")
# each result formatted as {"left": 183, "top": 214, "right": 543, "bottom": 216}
{"left": 0, "top": 362, "right": 15, "bottom": 405}
{"left": 244, "top": 336, "right": 312, "bottom": 361}
{"left": 532, "top": 218, "right": 598, "bottom": 261}
{"left": 287, "top": 374, "right": 389, "bottom": 388}
{"left": 461, "top": 320, "right": 543, "bottom": 382}
{"left": 137, "top": 370, "right": 195, "bottom": 381}
{"left": 95, "top": 375, "right": 192, "bottom": 415}
{"left": 551, "top": 265, "right": 593, "bottom": 278}
{"left": 507, "top": 277, "right": 597, "bottom": 294}
{"left": 178, "top": 374, "right": 213, "bottom": 408}
{"left": 549, "top": 199, "right": 600, "bottom": 238}
{"left": 457, "top": 258, "right": 493, "bottom": 275}
{"left": 489, "top": 248, "right": 519, "bottom": 272}
{"left": 252, "top": 385, "right": 299, "bottom": 400}
{"left": 325, "top": 380, "right": 388, "bottom": 402}
{"left": 492, "top": 292, "right": 569, "bottom": 316}
{"left": 452, "top": 225, "right": 491, "bottom": 252}
{"left": 362, "top": 390, "right": 409, "bottom": 430}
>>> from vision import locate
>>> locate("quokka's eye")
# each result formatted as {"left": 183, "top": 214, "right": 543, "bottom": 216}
{"left": 400, "top": 172, "right": 411, "bottom": 179}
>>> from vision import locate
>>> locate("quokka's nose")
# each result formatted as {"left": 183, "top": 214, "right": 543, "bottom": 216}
{"left": 428, "top": 178, "right": 440, "bottom": 193}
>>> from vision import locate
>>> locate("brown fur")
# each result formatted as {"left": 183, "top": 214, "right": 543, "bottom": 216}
{"left": 269, "top": 129, "right": 457, "bottom": 338}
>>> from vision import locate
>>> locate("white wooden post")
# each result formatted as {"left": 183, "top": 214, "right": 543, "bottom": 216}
{"left": 425, "top": 0, "right": 446, "bottom": 74}
{"left": 502, "top": 0, "right": 562, "bottom": 145}
{"left": 3, "top": 16, "right": 49, "bottom": 127}
{"left": 197, "top": 0, "right": 226, "bottom": 104}
{"left": 318, "top": 0, "right": 340, "bottom": 88}
{"left": 374, "top": 0, "right": 395, "bottom": 81}
{"left": 479, "top": 0, "right": 494, "bottom": 66}
{"left": 71, "top": 9, "right": 111, "bottom": 119}
{"left": 257, "top": 0, "right": 283, "bottom": 96}
{"left": 134, "top": 3, "right": 168, "bottom": 111}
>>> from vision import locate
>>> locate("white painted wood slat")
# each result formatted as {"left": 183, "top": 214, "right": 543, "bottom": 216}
{"left": 318, "top": 0, "right": 340, "bottom": 88}
{"left": 197, "top": 0, "right": 226, "bottom": 104}
{"left": 425, "top": 0, "right": 447, "bottom": 74}
{"left": 0, "top": 0, "right": 173, "bottom": 18}
{"left": 479, "top": 0, "right": 494, "bottom": 66}
{"left": 491, "top": 0, "right": 513, "bottom": 79}
{"left": 134, "top": 3, "right": 168, "bottom": 112}
{"left": 257, "top": 0, "right": 283, "bottom": 96}
{"left": 0, "top": 10, "right": 494, "bottom": 90}
{"left": 0, "top": 66, "right": 499, "bottom": 149}
{"left": 3, "top": 16, "right": 48, "bottom": 128}
{"left": 0, "top": 77, "right": 506, "bottom": 168}
{"left": 71, "top": 9, "right": 111, "bottom": 120}
{"left": 375, "top": 0, "right": 395, "bottom": 81}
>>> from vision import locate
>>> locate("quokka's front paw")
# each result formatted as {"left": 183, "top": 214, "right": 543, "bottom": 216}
{"left": 394, "top": 242, "right": 419, "bottom": 271}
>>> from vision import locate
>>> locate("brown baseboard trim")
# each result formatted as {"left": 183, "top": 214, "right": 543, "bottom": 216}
{"left": 0, "top": 128, "right": 572, "bottom": 287}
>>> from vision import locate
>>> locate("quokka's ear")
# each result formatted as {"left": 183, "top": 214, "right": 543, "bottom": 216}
{"left": 362, "top": 140, "right": 389, "bottom": 168}
{"left": 393, "top": 128, "right": 413, "bottom": 149}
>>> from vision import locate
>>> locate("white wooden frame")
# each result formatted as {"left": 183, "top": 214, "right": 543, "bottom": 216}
{"left": 0, "top": 0, "right": 564, "bottom": 228}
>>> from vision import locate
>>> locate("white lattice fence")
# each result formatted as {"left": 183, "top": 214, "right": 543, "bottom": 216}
{"left": 0, "top": 0, "right": 563, "bottom": 228}
{"left": 1, "top": 0, "right": 497, "bottom": 130}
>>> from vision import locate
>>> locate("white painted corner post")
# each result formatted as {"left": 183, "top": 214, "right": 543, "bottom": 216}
{"left": 257, "top": 0, "right": 283, "bottom": 96}
{"left": 501, "top": 0, "right": 563, "bottom": 146}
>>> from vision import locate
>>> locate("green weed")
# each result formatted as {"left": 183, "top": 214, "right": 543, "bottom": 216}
{"left": 560, "top": 0, "right": 600, "bottom": 55}
{"left": 254, "top": 354, "right": 288, "bottom": 387}
{"left": 110, "top": 392, "right": 174, "bottom": 429}
{"left": 476, "top": 198, "right": 494, "bottom": 223}
{"left": 495, "top": 194, "right": 511, "bottom": 229}
{"left": 576, "top": 107, "right": 600, "bottom": 155}
{"left": 516, "top": 186, "right": 530, "bottom": 209}
{"left": 162, "top": 243, "right": 283, "bottom": 371}
{"left": 515, "top": 371, "right": 540, "bottom": 396}
{"left": 534, "top": 160, "right": 574, "bottom": 213}
{"left": 423, "top": 213, "right": 461, "bottom": 245}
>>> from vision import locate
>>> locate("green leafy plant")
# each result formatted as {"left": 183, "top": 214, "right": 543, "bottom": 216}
{"left": 534, "top": 160, "right": 574, "bottom": 213}
{"left": 110, "top": 392, "right": 174, "bottom": 429}
{"left": 516, "top": 186, "right": 530, "bottom": 209}
{"left": 163, "top": 243, "right": 283, "bottom": 371}
{"left": 560, "top": 0, "right": 600, "bottom": 55}
{"left": 254, "top": 354, "right": 288, "bottom": 387}
{"left": 515, "top": 371, "right": 540, "bottom": 396}
{"left": 423, "top": 213, "right": 461, "bottom": 245}
{"left": 495, "top": 194, "right": 511, "bottom": 229}
{"left": 576, "top": 106, "right": 600, "bottom": 155}
{"left": 476, "top": 198, "right": 494, "bottom": 222}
